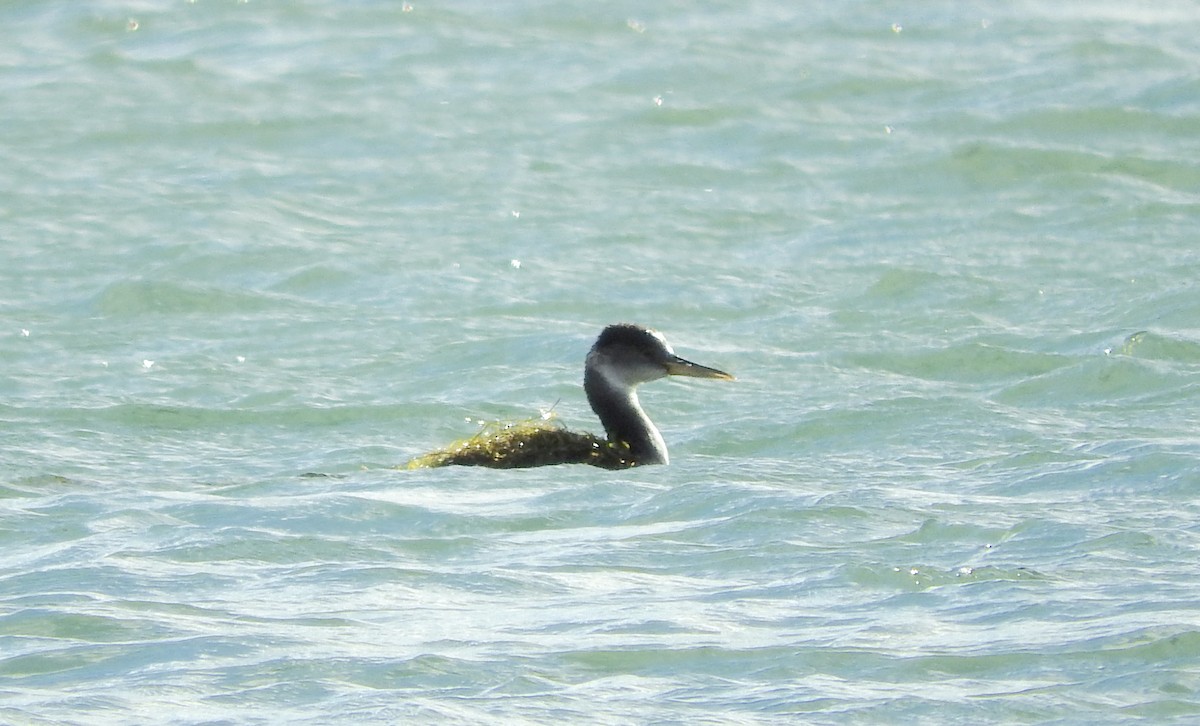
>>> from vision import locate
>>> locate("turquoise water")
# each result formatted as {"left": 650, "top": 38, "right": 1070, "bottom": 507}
{"left": 3, "top": 1, "right": 1199, "bottom": 722}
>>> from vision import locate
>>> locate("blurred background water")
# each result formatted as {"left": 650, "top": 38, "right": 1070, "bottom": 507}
{"left": 2, "top": 1, "right": 1199, "bottom": 723}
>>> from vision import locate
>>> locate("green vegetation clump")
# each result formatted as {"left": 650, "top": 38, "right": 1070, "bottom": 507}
{"left": 405, "top": 418, "right": 634, "bottom": 470}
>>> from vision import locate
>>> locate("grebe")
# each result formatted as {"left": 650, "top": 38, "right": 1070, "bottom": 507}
{"left": 407, "top": 324, "right": 734, "bottom": 469}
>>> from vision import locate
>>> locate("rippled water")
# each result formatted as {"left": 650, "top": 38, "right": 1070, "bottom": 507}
{"left": 3, "top": 1, "right": 1199, "bottom": 723}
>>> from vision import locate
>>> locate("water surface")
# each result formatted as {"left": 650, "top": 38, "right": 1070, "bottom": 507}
{"left": 2, "top": 1, "right": 1199, "bottom": 722}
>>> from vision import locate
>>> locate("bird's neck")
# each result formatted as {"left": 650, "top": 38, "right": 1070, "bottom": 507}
{"left": 584, "top": 366, "right": 669, "bottom": 465}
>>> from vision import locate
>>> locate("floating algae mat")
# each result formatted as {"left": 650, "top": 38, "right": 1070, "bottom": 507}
{"left": 405, "top": 417, "right": 634, "bottom": 470}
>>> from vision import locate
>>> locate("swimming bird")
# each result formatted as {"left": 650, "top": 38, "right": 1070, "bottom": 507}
{"left": 406, "top": 324, "right": 734, "bottom": 469}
